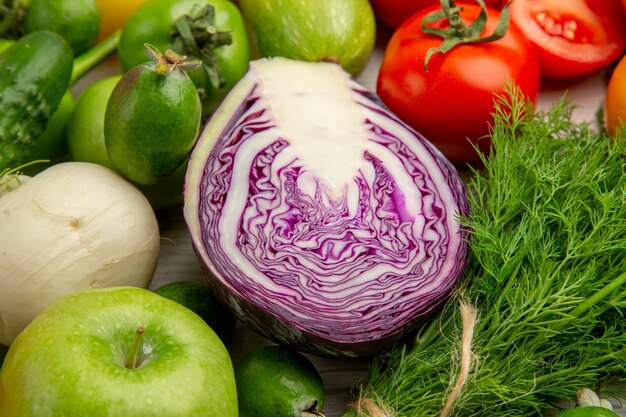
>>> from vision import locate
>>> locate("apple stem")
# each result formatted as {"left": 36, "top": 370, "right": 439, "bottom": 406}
{"left": 126, "top": 326, "right": 145, "bottom": 369}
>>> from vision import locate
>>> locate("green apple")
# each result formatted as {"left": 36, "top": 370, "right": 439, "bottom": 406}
{"left": 0, "top": 286, "right": 238, "bottom": 417}
{"left": 238, "top": 0, "right": 376, "bottom": 75}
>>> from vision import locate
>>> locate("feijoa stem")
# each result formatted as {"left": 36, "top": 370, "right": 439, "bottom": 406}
{"left": 305, "top": 401, "right": 326, "bottom": 417}
{"left": 126, "top": 326, "right": 145, "bottom": 369}
{"left": 144, "top": 43, "right": 201, "bottom": 76}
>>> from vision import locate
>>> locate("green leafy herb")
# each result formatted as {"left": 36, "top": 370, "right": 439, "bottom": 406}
{"left": 343, "top": 88, "right": 626, "bottom": 417}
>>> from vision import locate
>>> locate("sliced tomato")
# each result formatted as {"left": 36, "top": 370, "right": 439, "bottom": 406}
{"left": 370, "top": 0, "right": 505, "bottom": 28}
{"left": 510, "top": 0, "right": 626, "bottom": 79}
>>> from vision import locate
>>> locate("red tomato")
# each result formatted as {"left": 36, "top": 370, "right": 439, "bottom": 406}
{"left": 370, "top": 0, "right": 505, "bottom": 28}
{"left": 377, "top": 4, "right": 540, "bottom": 163}
{"left": 510, "top": 0, "right": 626, "bottom": 79}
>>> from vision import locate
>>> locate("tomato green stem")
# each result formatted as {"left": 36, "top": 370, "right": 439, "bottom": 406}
{"left": 70, "top": 29, "right": 121, "bottom": 86}
{"left": 170, "top": 3, "right": 233, "bottom": 89}
{"left": 421, "top": 0, "right": 511, "bottom": 71}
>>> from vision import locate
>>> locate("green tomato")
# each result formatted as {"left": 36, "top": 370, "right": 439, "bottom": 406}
{"left": 238, "top": 0, "right": 376, "bottom": 75}
{"left": 555, "top": 406, "right": 620, "bottom": 417}
{"left": 67, "top": 75, "right": 186, "bottom": 210}
{"left": 118, "top": 0, "right": 250, "bottom": 116}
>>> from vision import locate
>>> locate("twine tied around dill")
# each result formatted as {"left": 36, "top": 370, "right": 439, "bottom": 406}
{"left": 439, "top": 300, "right": 477, "bottom": 417}
{"left": 351, "top": 300, "right": 478, "bottom": 417}
{"left": 352, "top": 397, "right": 394, "bottom": 417}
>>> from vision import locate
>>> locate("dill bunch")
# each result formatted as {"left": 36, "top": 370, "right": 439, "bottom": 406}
{"left": 343, "top": 91, "right": 626, "bottom": 417}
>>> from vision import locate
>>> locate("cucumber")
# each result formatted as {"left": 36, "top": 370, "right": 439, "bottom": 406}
{"left": 0, "top": 31, "right": 73, "bottom": 171}
{"left": 21, "top": 91, "right": 76, "bottom": 175}
{"left": 105, "top": 45, "right": 202, "bottom": 185}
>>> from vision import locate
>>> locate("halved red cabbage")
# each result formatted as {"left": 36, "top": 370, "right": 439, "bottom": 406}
{"left": 184, "top": 57, "right": 469, "bottom": 357}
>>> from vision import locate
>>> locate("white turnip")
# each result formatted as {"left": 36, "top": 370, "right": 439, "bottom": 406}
{"left": 0, "top": 162, "right": 160, "bottom": 345}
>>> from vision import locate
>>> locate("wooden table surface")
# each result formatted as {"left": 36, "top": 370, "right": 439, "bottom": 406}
{"left": 76, "top": 25, "right": 623, "bottom": 417}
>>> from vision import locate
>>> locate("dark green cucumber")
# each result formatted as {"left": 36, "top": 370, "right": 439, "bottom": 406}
{"left": 104, "top": 45, "right": 202, "bottom": 185}
{"left": 0, "top": 30, "right": 73, "bottom": 171}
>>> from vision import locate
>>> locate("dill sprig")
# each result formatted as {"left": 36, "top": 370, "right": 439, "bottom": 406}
{"left": 343, "top": 88, "right": 626, "bottom": 417}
